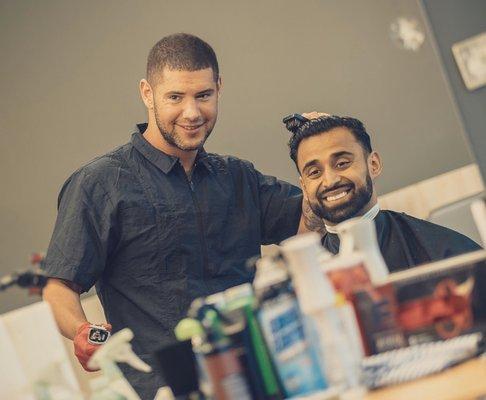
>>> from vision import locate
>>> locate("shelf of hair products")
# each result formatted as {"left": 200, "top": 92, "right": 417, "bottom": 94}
{"left": 150, "top": 215, "right": 486, "bottom": 400}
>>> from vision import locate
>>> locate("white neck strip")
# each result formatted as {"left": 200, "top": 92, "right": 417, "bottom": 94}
{"left": 325, "top": 203, "right": 380, "bottom": 234}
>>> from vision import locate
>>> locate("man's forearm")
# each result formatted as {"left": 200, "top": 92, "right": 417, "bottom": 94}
{"left": 42, "top": 278, "right": 88, "bottom": 340}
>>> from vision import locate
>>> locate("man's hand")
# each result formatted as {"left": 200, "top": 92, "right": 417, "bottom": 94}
{"left": 74, "top": 322, "right": 112, "bottom": 371}
{"left": 301, "top": 111, "right": 331, "bottom": 120}
{"left": 299, "top": 195, "right": 327, "bottom": 235}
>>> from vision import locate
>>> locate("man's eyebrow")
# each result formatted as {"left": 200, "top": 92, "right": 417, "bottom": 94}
{"left": 302, "top": 159, "right": 319, "bottom": 171}
{"left": 196, "top": 88, "right": 215, "bottom": 95}
{"left": 165, "top": 89, "right": 215, "bottom": 96}
{"left": 330, "top": 151, "right": 354, "bottom": 159}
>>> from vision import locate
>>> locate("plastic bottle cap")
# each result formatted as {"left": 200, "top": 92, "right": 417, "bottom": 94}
{"left": 224, "top": 283, "right": 253, "bottom": 301}
{"left": 281, "top": 232, "right": 321, "bottom": 251}
{"left": 205, "top": 292, "right": 226, "bottom": 308}
{"left": 154, "top": 386, "right": 175, "bottom": 400}
{"left": 253, "top": 256, "right": 288, "bottom": 292}
{"left": 281, "top": 233, "right": 336, "bottom": 313}
{"left": 333, "top": 217, "right": 389, "bottom": 283}
{"left": 174, "top": 318, "right": 204, "bottom": 341}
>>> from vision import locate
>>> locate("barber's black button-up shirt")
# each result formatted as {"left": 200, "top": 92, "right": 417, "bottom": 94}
{"left": 43, "top": 124, "right": 302, "bottom": 356}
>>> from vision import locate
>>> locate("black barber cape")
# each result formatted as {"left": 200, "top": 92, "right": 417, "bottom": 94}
{"left": 321, "top": 210, "right": 481, "bottom": 272}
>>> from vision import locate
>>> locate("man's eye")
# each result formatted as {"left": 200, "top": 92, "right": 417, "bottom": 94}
{"left": 197, "top": 93, "right": 211, "bottom": 100}
{"left": 336, "top": 161, "right": 350, "bottom": 169}
{"left": 169, "top": 95, "right": 181, "bottom": 101}
{"left": 307, "top": 169, "right": 321, "bottom": 178}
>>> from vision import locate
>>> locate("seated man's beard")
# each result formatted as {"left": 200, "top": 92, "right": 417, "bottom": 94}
{"left": 310, "top": 175, "right": 373, "bottom": 224}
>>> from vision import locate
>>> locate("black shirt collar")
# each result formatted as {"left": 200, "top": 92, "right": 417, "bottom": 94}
{"left": 131, "top": 123, "right": 213, "bottom": 174}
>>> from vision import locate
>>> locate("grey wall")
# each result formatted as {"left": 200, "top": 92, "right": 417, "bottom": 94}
{"left": 0, "top": 0, "right": 475, "bottom": 313}
{"left": 422, "top": 0, "right": 486, "bottom": 182}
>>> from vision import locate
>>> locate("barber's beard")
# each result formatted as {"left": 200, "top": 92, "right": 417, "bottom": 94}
{"left": 310, "top": 174, "right": 373, "bottom": 225}
{"left": 154, "top": 108, "right": 213, "bottom": 152}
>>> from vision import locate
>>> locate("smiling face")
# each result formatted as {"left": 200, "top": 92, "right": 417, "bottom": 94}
{"left": 140, "top": 67, "right": 220, "bottom": 153}
{"left": 297, "top": 127, "right": 382, "bottom": 225}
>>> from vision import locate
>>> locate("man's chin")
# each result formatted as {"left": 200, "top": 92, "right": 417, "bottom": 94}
{"left": 316, "top": 204, "right": 361, "bottom": 225}
{"left": 325, "top": 213, "right": 356, "bottom": 225}
{"left": 166, "top": 135, "right": 208, "bottom": 152}
{"left": 177, "top": 131, "right": 211, "bottom": 151}
{"left": 177, "top": 139, "right": 206, "bottom": 152}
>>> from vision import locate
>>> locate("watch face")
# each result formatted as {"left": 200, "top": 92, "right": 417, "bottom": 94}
{"left": 87, "top": 326, "right": 110, "bottom": 345}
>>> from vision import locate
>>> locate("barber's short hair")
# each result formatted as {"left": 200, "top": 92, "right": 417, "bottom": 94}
{"left": 289, "top": 115, "right": 373, "bottom": 168}
{"left": 147, "top": 33, "right": 219, "bottom": 84}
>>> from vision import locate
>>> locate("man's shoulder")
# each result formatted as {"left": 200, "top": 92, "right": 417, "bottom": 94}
{"left": 82, "top": 143, "right": 131, "bottom": 172}
{"left": 63, "top": 143, "right": 133, "bottom": 189}
{"left": 78, "top": 142, "right": 132, "bottom": 175}
{"left": 382, "top": 209, "right": 455, "bottom": 231}
{"left": 381, "top": 209, "right": 481, "bottom": 249}
{"left": 204, "top": 153, "right": 299, "bottom": 194}
{"left": 205, "top": 152, "right": 254, "bottom": 167}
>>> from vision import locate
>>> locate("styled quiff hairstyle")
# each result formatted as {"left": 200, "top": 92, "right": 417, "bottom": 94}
{"left": 288, "top": 115, "right": 373, "bottom": 170}
{"left": 146, "top": 33, "right": 219, "bottom": 84}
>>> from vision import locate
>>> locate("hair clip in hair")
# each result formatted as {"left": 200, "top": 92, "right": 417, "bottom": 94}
{"left": 282, "top": 114, "right": 309, "bottom": 134}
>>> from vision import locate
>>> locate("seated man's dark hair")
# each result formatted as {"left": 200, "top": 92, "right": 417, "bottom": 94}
{"left": 147, "top": 33, "right": 219, "bottom": 84}
{"left": 288, "top": 115, "right": 373, "bottom": 169}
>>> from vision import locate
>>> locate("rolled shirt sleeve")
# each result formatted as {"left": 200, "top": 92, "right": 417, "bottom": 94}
{"left": 43, "top": 170, "right": 118, "bottom": 292}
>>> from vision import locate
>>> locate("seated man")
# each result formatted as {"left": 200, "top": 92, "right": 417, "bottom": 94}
{"left": 288, "top": 114, "right": 481, "bottom": 272}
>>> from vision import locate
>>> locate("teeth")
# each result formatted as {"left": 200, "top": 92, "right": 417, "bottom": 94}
{"left": 326, "top": 191, "right": 348, "bottom": 202}
{"left": 180, "top": 125, "right": 202, "bottom": 130}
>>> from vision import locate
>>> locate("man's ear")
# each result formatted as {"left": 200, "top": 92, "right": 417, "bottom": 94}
{"left": 217, "top": 76, "right": 222, "bottom": 97}
{"left": 368, "top": 151, "right": 383, "bottom": 179}
{"left": 139, "top": 79, "right": 154, "bottom": 110}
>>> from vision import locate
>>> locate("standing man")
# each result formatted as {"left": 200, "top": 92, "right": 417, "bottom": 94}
{"left": 42, "top": 33, "right": 304, "bottom": 399}
{"left": 288, "top": 114, "right": 481, "bottom": 270}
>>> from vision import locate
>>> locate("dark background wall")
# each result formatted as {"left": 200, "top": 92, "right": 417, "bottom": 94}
{"left": 0, "top": 0, "right": 477, "bottom": 313}
{"left": 422, "top": 0, "right": 486, "bottom": 182}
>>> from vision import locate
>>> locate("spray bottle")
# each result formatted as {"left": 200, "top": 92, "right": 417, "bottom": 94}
{"left": 253, "top": 255, "right": 327, "bottom": 397}
{"left": 281, "top": 233, "right": 363, "bottom": 395}
{"left": 88, "top": 328, "right": 152, "bottom": 400}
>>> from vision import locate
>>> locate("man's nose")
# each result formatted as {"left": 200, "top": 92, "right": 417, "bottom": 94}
{"left": 181, "top": 99, "right": 202, "bottom": 121}
{"left": 322, "top": 169, "right": 341, "bottom": 188}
